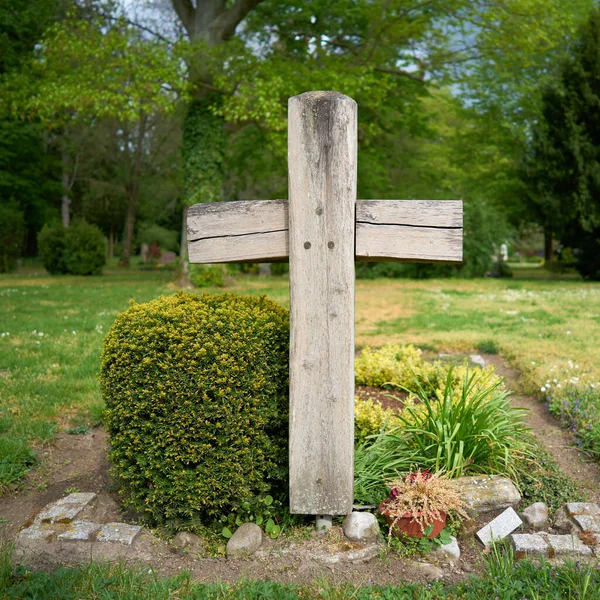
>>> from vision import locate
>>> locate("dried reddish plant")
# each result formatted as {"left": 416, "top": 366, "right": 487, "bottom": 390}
{"left": 383, "top": 470, "right": 468, "bottom": 535}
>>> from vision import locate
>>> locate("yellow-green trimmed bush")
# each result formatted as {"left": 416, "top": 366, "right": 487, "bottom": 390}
{"left": 100, "top": 292, "right": 289, "bottom": 527}
{"left": 355, "top": 344, "right": 438, "bottom": 390}
{"left": 354, "top": 397, "right": 394, "bottom": 443}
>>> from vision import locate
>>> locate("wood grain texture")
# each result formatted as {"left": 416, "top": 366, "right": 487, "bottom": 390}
{"left": 187, "top": 200, "right": 288, "bottom": 263}
{"left": 356, "top": 199, "right": 462, "bottom": 262}
{"left": 288, "top": 91, "right": 356, "bottom": 515}
{"left": 187, "top": 199, "right": 462, "bottom": 264}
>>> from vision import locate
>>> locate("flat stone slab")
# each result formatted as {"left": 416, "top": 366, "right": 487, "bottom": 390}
{"left": 454, "top": 475, "right": 521, "bottom": 515}
{"left": 511, "top": 534, "right": 549, "bottom": 559}
{"left": 17, "top": 523, "right": 55, "bottom": 542}
{"left": 476, "top": 507, "right": 522, "bottom": 547}
{"left": 37, "top": 493, "right": 97, "bottom": 524}
{"left": 96, "top": 523, "right": 142, "bottom": 546}
{"left": 572, "top": 514, "right": 600, "bottom": 533}
{"left": 544, "top": 534, "right": 593, "bottom": 558}
{"left": 58, "top": 521, "right": 100, "bottom": 541}
{"left": 564, "top": 503, "right": 600, "bottom": 517}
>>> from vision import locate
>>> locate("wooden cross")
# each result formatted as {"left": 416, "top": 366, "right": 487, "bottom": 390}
{"left": 187, "top": 91, "right": 463, "bottom": 518}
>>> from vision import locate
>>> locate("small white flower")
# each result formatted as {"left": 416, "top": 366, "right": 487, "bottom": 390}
{"left": 566, "top": 331, "right": 572, "bottom": 335}
{"left": 541, "top": 387, "right": 546, "bottom": 392}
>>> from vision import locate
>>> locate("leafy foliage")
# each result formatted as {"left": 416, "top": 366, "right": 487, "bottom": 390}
{"left": 0, "top": 199, "right": 25, "bottom": 272}
{"left": 522, "top": 7, "right": 600, "bottom": 279}
{"left": 189, "top": 264, "right": 224, "bottom": 288}
{"left": 355, "top": 344, "right": 504, "bottom": 400}
{"left": 548, "top": 384, "right": 600, "bottom": 459}
{"left": 354, "top": 397, "right": 394, "bottom": 444}
{"left": 38, "top": 220, "right": 106, "bottom": 276}
{"left": 100, "top": 292, "right": 289, "bottom": 527}
{"left": 514, "top": 437, "right": 585, "bottom": 510}
{"left": 37, "top": 222, "right": 68, "bottom": 274}
{"left": 63, "top": 220, "right": 106, "bottom": 275}
{"left": 183, "top": 99, "right": 225, "bottom": 207}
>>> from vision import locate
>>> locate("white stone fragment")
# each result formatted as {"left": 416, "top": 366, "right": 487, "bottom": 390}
{"left": 470, "top": 354, "right": 486, "bottom": 367}
{"left": 511, "top": 534, "right": 549, "bottom": 559}
{"left": 342, "top": 512, "right": 380, "bottom": 542}
{"left": 37, "top": 493, "right": 96, "bottom": 524}
{"left": 430, "top": 535, "right": 460, "bottom": 564}
{"left": 521, "top": 502, "right": 549, "bottom": 529}
{"left": 565, "top": 502, "right": 600, "bottom": 516}
{"left": 96, "top": 522, "right": 142, "bottom": 546}
{"left": 476, "top": 507, "right": 522, "bottom": 547}
{"left": 57, "top": 521, "right": 99, "bottom": 541}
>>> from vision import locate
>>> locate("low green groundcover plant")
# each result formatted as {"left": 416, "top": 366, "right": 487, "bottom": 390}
{"left": 100, "top": 292, "right": 289, "bottom": 529}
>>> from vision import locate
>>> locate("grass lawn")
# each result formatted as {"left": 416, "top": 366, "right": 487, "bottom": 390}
{"left": 1, "top": 268, "right": 600, "bottom": 486}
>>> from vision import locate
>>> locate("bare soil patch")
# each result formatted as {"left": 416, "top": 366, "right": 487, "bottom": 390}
{"left": 355, "top": 386, "right": 407, "bottom": 411}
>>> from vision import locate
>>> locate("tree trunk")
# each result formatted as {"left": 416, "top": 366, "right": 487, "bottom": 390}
{"left": 108, "top": 226, "right": 114, "bottom": 260}
{"left": 120, "top": 113, "right": 147, "bottom": 267}
{"left": 61, "top": 148, "right": 71, "bottom": 228}
{"left": 173, "top": 97, "right": 225, "bottom": 287}
{"left": 544, "top": 228, "right": 553, "bottom": 264}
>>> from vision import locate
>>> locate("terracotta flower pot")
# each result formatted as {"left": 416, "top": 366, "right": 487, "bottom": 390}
{"left": 378, "top": 499, "right": 447, "bottom": 539}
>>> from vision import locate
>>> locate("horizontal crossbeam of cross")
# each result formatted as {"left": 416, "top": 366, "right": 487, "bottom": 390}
{"left": 187, "top": 199, "right": 463, "bottom": 264}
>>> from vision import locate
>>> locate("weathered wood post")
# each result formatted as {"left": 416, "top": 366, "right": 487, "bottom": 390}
{"left": 288, "top": 92, "right": 357, "bottom": 517}
{"left": 186, "top": 90, "right": 463, "bottom": 528}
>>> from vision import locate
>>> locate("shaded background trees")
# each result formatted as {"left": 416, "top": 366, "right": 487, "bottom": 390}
{"left": 1, "top": 0, "right": 600, "bottom": 278}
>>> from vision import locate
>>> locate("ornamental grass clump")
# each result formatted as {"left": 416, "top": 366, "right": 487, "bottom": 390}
{"left": 353, "top": 369, "right": 530, "bottom": 505}
{"left": 391, "top": 369, "right": 530, "bottom": 478}
{"left": 382, "top": 470, "right": 468, "bottom": 537}
{"left": 100, "top": 292, "right": 289, "bottom": 528}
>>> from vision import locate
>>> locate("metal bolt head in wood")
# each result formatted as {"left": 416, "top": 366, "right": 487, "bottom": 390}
{"left": 186, "top": 91, "right": 463, "bottom": 517}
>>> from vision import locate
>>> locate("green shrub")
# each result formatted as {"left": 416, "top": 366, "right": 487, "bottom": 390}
{"left": 0, "top": 200, "right": 25, "bottom": 273}
{"left": 354, "top": 397, "right": 394, "bottom": 444}
{"left": 38, "top": 222, "right": 68, "bottom": 274}
{"left": 190, "top": 264, "right": 224, "bottom": 288}
{"left": 63, "top": 220, "right": 106, "bottom": 275}
{"left": 100, "top": 292, "right": 289, "bottom": 527}
{"left": 38, "top": 220, "right": 106, "bottom": 275}
{"left": 392, "top": 370, "right": 530, "bottom": 478}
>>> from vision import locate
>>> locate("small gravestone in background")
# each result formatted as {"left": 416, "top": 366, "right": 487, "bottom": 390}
{"left": 187, "top": 91, "right": 463, "bottom": 522}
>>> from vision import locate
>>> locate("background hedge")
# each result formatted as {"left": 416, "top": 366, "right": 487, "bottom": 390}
{"left": 100, "top": 292, "right": 289, "bottom": 527}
